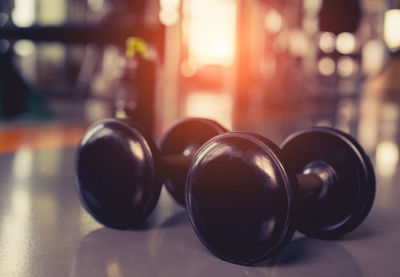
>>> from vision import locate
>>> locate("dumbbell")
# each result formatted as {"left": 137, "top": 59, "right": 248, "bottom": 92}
{"left": 75, "top": 118, "right": 226, "bottom": 229}
{"left": 185, "top": 127, "right": 375, "bottom": 265}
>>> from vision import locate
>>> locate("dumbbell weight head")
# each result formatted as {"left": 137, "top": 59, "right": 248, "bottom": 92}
{"left": 186, "top": 132, "right": 298, "bottom": 265}
{"left": 280, "top": 127, "right": 375, "bottom": 239}
{"left": 76, "top": 118, "right": 226, "bottom": 229}
{"left": 76, "top": 119, "right": 162, "bottom": 229}
{"left": 160, "top": 118, "right": 227, "bottom": 205}
{"left": 185, "top": 128, "right": 375, "bottom": 265}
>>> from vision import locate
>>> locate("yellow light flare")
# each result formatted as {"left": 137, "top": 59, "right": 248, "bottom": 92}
{"left": 183, "top": 0, "right": 237, "bottom": 66}
{"left": 126, "top": 37, "right": 147, "bottom": 59}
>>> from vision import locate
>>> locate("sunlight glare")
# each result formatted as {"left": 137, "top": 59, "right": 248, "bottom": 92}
{"left": 183, "top": 0, "right": 237, "bottom": 66}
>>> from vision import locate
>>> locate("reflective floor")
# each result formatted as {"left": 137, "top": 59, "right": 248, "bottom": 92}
{"left": 1, "top": 85, "right": 400, "bottom": 276}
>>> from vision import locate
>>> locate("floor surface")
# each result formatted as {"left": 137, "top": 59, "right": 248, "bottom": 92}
{"left": 1, "top": 89, "right": 400, "bottom": 276}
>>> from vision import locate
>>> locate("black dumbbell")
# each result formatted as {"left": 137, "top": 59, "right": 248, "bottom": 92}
{"left": 76, "top": 118, "right": 226, "bottom": 229}
{"left": 185, "top": 127, "right": 375, "bottom": 265}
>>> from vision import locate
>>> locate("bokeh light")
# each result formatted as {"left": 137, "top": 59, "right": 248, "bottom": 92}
{"left": 12, "top": 0, "right": 36, "bottom": 27}
{"left": 318, "top": 57, "right": 335, "bottom": 76}
{"left": 336, "top": 32, "right": 356, "bottom": 55}
{"left": 319, "top": 32, "right": 336, "bottom": 53}
{"left": 384, "top": 9, "right": 400, "bottom": 51}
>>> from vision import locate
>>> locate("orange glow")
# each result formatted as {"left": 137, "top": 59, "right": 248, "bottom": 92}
{"left": 0, "top": 125, "right": 86, "bottom": 153}
{"left": 185, "top": 92, "right": 233, "bottom": 128}
{"left": 180, "top": 60, "right": 198, "bottom": 77}
{"left": 183, "top": 0, "right": 237, "bottom": 66}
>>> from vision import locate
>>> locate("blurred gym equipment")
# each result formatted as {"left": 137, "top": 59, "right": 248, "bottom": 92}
{"left": 0, "top": 0, "right": 165, "bottom": 133}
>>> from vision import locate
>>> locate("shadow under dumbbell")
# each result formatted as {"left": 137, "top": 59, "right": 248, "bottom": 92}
{"left": 118, "top": 205, "right": 186, "bottom": 231}
{"left": 124, "top": 188, "right": 187, "bottom": 231}
{"left": 338, "top": 208, "right": 392, "bottom": 242}
{"left": 264, "top": 237, "right": 310, "bottom": 266}
{"left": 128, "top": 208, "right": 187, "bottom": 231}
{"left": 264, "top": 236, "right": 363, "bottom": 277}
{"left": 339, "top": 225, "right": 376, "bottom": 241}
{"left": 160, "top": 210, "right": 188, "bottom": 229}
{"left": 128, "top": 210, "right": 161, "bottom": 231}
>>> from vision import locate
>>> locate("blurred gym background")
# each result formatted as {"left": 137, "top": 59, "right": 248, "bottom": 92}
{"left": 0, "top": 0, "right": 399, "bottom": 176}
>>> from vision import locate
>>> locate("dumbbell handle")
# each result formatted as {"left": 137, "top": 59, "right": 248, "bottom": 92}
{"left": 161, "top": 154, "right": 192, "bottom": 173}
{"left": 296, "top": 161, "right": 336, "bottom": 198}
{"left": 297, "top": 174, "right": 323, "bottom": 195}
{"left": 162, "top": 155, "right": 333, "bottom": 199}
